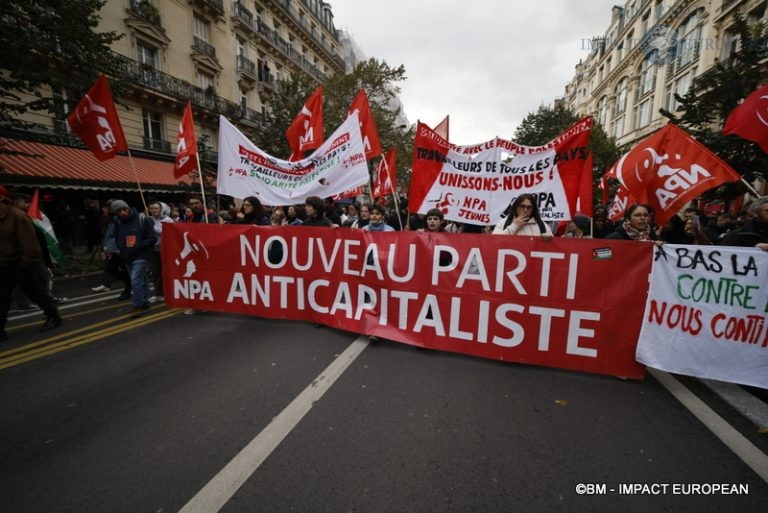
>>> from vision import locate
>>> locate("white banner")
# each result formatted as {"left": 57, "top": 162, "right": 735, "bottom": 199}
{"left": 409, "top": 118, "right": 592, "bottom": 225}
{"left": 217, "top": 113, "right": 368, "bottom": 204}
{"left": 636, "top": 244, "right": 768, "bottom": 389}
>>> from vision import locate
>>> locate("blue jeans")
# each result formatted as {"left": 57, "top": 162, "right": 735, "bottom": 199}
{"left": 126, "top": 259, "right": 149, "bottom": 308}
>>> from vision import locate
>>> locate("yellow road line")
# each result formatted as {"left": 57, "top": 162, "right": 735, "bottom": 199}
{"left": 7, "top": 302, "right": 129, "bottom": 332}
{"left": 0, "top": 305, "right": 167, "bottom": 358}
{"left": 0, "top": 309, "right": 183, "bottom": 370}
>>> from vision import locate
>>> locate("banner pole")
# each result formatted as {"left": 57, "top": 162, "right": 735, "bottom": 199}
{"left": 383, "top": 152, "right": 404, "bottom": 230}
{"left": 126, "top": 149, "right": 148, "bottom": 214}
{"left": 195, "top": 153, "right": 209, "bottom": 224}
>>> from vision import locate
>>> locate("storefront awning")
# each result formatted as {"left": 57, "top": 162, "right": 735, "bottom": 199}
{"left": 0, "top": 138, "right": 193, "bottom": 192}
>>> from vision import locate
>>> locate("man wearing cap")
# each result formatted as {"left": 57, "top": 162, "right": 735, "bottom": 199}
{"left": 111, "top": 199, "right": 156, "bottom": 318}
{"left": 0, "top": 186, "right": 62, "bottom": 341}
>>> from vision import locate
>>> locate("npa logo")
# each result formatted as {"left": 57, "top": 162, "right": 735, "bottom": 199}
{"left": 173, "top": 232, "right": 213, "bottom": 301}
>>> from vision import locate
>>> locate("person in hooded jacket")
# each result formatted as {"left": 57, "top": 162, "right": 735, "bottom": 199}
{"left": 112, "top": 200, "right": 157, "bottom": 317}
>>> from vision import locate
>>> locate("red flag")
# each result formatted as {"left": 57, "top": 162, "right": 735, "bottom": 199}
{"left": 174, "top": 102, "right": 198, "bottom": 179}
{"left": 607, "top": 184, "right": 634, "bottom": 222}
{"left": 432, "top": 115, "right": 449, "bottom": 140}
{"left": 612, "top": 123, "right": 741, "bottom": 226}
{"left": 348, "top": 89, "right": 382, "bottom": 160}
{"left": 66, "top": 75, "right": 127, "bottom": 161}
{"left": 722, "top": 83, "right": 768, "bottom": 153}
{"left": 286, "top": 86, "right": 324, "bottom": 160}
{"left": 373, "top": 148, "right": 396, "bottom": 198}
{"left": 27, "top": 188, "right": 42, "bottom": 221}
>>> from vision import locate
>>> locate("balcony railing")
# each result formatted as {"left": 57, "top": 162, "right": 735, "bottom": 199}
{"left": 236, "top": 54, "right": 257, "bottom": 77}
{"left": 111, "top": 52, "right": 242, "bottom": 120}
{"left": 267, "top": 0, "right": 345, "bottom": 70}
{"left": 192, "top": 0, "right": 224, "bottom": 16}
{"left": 143, "top": 136, "right": 172, "bottom": 153}
{"left": 129, "top": 0, "right": 162, "bottom": 26}
{"left": 240, "top": 107, "right": 265, "bottom": 126}
{"left": 255, "top": 20, "right": 327, "bottom": 82}
{"left": 193, "top": 37, "right": 217, "bottom": 58}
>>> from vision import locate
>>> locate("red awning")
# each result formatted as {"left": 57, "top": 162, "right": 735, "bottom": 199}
{"left": 0, "top": 138, "right": 193, "bottom": 190}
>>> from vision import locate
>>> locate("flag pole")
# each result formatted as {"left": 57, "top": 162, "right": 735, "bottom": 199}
{"left": 195, "top": 152, "right": 209, "bottom": 224}
{"left": 126, "top": 149, "right": 148, "bottom": 214}
{"left": 740, "top": 178, "right": 762, "bottom": 198}
{"left": 380, "top": 151, "right": 403, "bottom": 230}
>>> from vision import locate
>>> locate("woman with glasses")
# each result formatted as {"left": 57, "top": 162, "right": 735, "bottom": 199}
{"left": 605, "top": 204, "right": 659, "bottom": 241}
{"left": 492, "top": 193, "right": 552, "bottom": 239}
{"left": 236, "top": 196, "right": 270, "bottom": 225}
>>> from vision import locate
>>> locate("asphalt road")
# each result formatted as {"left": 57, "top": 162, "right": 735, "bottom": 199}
{"left": 1, "top": 276, "right": 767, "bottom": 513}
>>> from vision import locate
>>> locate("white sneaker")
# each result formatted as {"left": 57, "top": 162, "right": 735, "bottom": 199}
{"left": 91, "top": 285, "right": 109, "bottom": 292}
{"left": 148, "top": 296, "right": 158, "bottom": 304}
{"left": 184, "top": 308, "right": 196, "bottom": 315}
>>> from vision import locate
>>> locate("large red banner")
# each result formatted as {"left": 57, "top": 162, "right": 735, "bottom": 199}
{"left": 163, "top": 224, "right": 651, "bottom": 379}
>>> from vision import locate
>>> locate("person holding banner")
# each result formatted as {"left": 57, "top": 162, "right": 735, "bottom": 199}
{"left": 419, "top": 209, "right": 446, "bottom": 233}
{"left": 186, "top": 195, "right": 218, "bottom": 224}
{"left": 236, "top": 197, "right": 270, "bottom": 226}
{"left": 492, "top": 194, "right": 553, "bottom": 239}
{"left": 605, "top": 204, "right": 660, "bottom": 242}
{"left": 285, "top": 205, "right": 304, "bottom": 226}
{"left": 302, "top": 196, "right": 333, "bottom": 227}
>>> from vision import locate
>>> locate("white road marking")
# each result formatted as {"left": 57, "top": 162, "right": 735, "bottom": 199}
{"left": 177, "top": 336, "right": 370, "bottom": 513}
{"left": 8, "top": 292, "right": 120, "bottom": 320}
{"left": 649, "top": 368, "right": 768, "bottom": 484}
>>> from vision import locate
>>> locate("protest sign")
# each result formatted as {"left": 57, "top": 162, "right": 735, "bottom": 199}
{"left": 636, "top": 245, "right": 768, "bottom": 388}
{"left": 217, "top": 113, "right": 368, "bottom": 204}
{"left": 409, "top": 118, "right": 592, "bottom": 225}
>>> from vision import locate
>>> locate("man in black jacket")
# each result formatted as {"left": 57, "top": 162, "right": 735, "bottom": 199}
{"left": 720, "top": 197, "right": 768, "bottom": 251}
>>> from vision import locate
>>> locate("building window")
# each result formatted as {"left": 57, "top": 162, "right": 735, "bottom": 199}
{"left": 634, "top": 97, "right": 653, "bottom": 129}
{"left": 615, "top": 78, "right": 628, "bottom": 115}
{"left": 675, "top": 10, "right": 701, "bottom": 71}
{"left": 137, "top": 41, "right": 158, "bottom": 68}
{"left": 614, "top": 114, "right": 625, "bottom": 139}
{"left": 194, "top": 14, "right": 211, "bottom": 42}
{"left": 639, "top": 59, "right": 656, "bottom": 96}
{"left": 641, "top": 10, "right": 650, "bottom": 35}
{"left": 666, "top": 67, "right": 697, "bottom": 111}
{"left": 196, "top": 71, "right": 214, "bottom": 91}
{"left": 142, "top": 109, "right": 164, "bottom": 150}
{"left": 597, "top": 97, "right": 608, "bottom": 127}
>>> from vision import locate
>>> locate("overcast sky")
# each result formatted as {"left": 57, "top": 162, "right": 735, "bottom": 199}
{"left": 329, "top": 0, "right": 620, "bottom": 144}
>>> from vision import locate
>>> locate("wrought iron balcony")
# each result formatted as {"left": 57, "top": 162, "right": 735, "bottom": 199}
{"left": 236, "top": 55, "right": 257, "bottom": 79}
{"left": 240, "top": 107, "right": 265, "bottom": 126}
{"left": 143, "top": 136, "right": 172, "bottom": 153}
{"left": 129, "top": 0, "right": 162, "bottom": 26}
{"left": 232, "top": 1, "right": 258, "bottom": 35}
{"left": 110, "top": 52, "right": 242, "bottom": 120}
{"left": 191, "top": 0, "right": 224, "bottom": 17}
{"left": 193, "top": 37, "right": 217, "bottom": 58}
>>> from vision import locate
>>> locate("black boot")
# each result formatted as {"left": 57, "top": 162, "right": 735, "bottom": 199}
{"left": 40, "top": 316, "right": 62, "bottom": 332}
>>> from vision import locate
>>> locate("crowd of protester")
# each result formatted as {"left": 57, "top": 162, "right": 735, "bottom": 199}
{"left": 2, "top": 183, "right": 766, "bottom": 342}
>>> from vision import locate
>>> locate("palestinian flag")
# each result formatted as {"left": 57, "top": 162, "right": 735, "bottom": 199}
{"left": 27, "top": 189, "right": 63, "bottom": 265}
